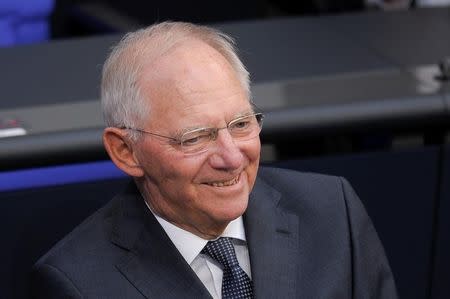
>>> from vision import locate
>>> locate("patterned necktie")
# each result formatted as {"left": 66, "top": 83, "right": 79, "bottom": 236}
{"left": 202, "top": 237, "right": 254, "bottom": 299}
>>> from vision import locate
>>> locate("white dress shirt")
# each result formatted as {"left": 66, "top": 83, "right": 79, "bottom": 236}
{"left": 146, "top": 202, "right": 252, "bottom": 299}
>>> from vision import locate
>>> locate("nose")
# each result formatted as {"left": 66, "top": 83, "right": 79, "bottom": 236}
{"left": 208, "top": 129, "right": 244, "bottom": 170}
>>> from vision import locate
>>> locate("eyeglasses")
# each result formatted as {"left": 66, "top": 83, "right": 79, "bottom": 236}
{"left": 121, "top": 112, "right": 264, "bottom": 154}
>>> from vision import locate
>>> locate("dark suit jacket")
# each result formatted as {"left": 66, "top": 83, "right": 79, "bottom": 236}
{"left": 31, "top": 167, "right": 398, "bottom": 298}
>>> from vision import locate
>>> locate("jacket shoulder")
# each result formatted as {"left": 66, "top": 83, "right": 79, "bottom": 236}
{"left": 34, "top": 193, "right": 122, "bottom": 270}
{"left": 256, "top": 166, "right": 350, "bottom": 213}
{"left": 257, "top": 166, "right": 343, "bottom": 192}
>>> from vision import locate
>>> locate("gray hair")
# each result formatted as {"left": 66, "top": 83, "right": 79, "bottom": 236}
{"left": 101, "top": 21, "right": 251, "bottom": 140}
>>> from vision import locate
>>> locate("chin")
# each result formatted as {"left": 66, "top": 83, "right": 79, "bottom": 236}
{"left": 215, "top": 194, "right": 249, "bottom": 223}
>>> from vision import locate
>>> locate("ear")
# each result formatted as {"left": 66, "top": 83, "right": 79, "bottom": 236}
{"left": 103, "top": 127, "right": 145, "bottom": 178}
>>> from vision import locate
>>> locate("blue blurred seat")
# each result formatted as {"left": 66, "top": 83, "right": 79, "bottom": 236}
{"left": 0, "top": 0, "right": 54, "bottom": 47}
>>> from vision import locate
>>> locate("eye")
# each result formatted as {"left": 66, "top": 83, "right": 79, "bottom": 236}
{"left": 230, "top": 118, "right": 252, "bottom": 131}
{"left": 183, "top": 136, "right": 202, "bottom": 146}
{"left": 181, "top": 130, "right": 211, "bottom": 147}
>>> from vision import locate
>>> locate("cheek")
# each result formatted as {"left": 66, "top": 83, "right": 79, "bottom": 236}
{"left": 136, "top": 144, "right": 184, "bottom": 184}
{"left": 161, "top": 157, "right": 212, "bottom": 209}
{"left": 154, "top": 153, "right": 208, "bottom": 190}
{"left": 246, "top": 138, "right": 261, "bottom": 163}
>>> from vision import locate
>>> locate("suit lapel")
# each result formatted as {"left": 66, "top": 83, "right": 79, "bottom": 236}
{"left": 107, "top": 177, "right": 300, "bottom": 298}
{"left": 245, "top": 177, "right": 299, "bottom": 299}
{"left": 109, "top": 184, "right": 211, "bottom": 299}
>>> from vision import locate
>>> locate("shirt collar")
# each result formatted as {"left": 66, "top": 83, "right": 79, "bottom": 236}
{"left": 144, "top": 200, "right": 246, "bottom": 265}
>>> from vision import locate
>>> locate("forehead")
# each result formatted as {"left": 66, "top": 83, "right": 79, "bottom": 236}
{"left": 138, "top": 39, "right": 250, "bottom": 126}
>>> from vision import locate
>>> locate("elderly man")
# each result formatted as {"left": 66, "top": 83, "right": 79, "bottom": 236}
{"left": 31, "top": 22, "right": 397, "bottom": 298}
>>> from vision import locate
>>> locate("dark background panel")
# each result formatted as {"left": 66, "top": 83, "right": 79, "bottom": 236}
{"left": 107, "top": 0, "right": 267, "bottom": 24}
{"left": 322, "top": 8, "right": 450, "bottom": 67}
{"left": 431, "top": 145, "right": 450, "bottom": 299}
{"left": 217, "top": 17, "right": 392, "bottom": 83}
{"left": 0, "top": 34, "right": 119, "bottom": 109}
{"left": 0, "top": 178, "right": 130, "bottom": 299}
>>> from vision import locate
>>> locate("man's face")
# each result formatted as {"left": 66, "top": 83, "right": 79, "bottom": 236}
{"left": 133, "top": 40, "right": 260, "bottom": 238}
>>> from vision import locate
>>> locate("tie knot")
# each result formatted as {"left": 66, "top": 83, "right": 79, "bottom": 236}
{"left": 202, "top": 237, "right": 239, "bottom": 269}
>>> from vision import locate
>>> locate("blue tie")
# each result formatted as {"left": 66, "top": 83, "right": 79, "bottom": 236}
{"left": 202, "top": 237, "right": 253, "bottom": 299}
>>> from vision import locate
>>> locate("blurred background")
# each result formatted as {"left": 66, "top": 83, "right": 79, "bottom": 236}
{"left": 1, "top": 1, "right": 450, "bottom": 299}
{"left": 2, "top": 0, "right": 450, "bottom": 45}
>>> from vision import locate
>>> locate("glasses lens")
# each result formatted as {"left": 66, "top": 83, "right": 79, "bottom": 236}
{"left": 180, "top": 128, "right": 213, "bottom": 154}
{"left": 179, "top": 113, "right": 264, "bottom": 154}
{"left": 228, "top": 113, "right": 263, "bottom": 140}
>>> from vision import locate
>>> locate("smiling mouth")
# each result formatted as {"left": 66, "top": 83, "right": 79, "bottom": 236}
{"left": 205, "top": 175, "right": 240, "bottom": 187}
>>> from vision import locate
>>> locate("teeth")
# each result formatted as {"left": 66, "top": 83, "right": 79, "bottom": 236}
{"left": 207, "top": 176, "right": 239, "bottom": 187}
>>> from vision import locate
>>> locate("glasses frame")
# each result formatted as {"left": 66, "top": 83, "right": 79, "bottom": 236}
{"left": 120, "top": 112, "right": 264, "bottom": 153}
